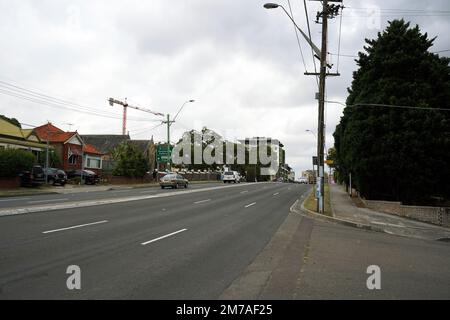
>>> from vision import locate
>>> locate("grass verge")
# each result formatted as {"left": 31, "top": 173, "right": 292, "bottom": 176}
{"left": 303, "top": 184, "right": 332, "bottom": 217}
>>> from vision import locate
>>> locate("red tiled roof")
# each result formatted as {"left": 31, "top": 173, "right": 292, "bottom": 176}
{"left": 84, "top": 143, "right": 103, "bottom": 155}
{"left": 34, "top": 123, "right": 76, "bottom": 142}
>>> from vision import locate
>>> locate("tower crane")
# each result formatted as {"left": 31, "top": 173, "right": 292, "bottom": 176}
{"left": 108, "top": 97, "right": 164, "bottom": 135}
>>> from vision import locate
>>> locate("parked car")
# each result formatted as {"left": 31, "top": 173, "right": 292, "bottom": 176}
{"left": 19, "top": 165, "right": 45, "bottom": 187}
{"left": 223, "top": 171, "right": 240, "bottom": 183}
{"left": 44, "top": 168, "right": 67, "bottom": 186}
{"left": 160, "top": 173, "right": 188, "bottom": 189}
{"left": 67, "top": 169, "right": 100, "bottom": 185}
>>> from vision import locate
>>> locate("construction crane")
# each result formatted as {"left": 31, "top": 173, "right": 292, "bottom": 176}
{"left": 108, "top": 97, "right": 164, "bottom": 135}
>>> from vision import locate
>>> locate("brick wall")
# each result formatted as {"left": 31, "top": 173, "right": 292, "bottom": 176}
{"left": 362, "top": 199, "right": 450, "bottom": 227}
{"left": 0, "top": 176, "right": 21, "bottom": 188}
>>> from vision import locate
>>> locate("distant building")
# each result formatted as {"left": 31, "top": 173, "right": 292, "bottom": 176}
{"left": 238, "top": 137, "right": 285, "bottom": 180}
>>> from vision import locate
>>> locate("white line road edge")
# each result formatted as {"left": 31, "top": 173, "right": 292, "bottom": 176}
{"left": 141, "top": 228, "right": 187, "bottom": 245}
{"left": 244, "top": 202, "right": 256, "bottom": 208}
{"left": 194, "top": 199, "right": 211, "bottom": 204}
{"left": 42, "top": 220, "right": 108, "bottom": 234}
{"left": 28, "top": 198, "right": 69, "bottom": 204}
{"left": 0, "top": 182, "right": 269, "bottom": 217}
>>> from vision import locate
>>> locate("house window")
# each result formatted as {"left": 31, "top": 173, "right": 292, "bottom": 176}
{"left": 86, "top": 157, "right": 101, "bottom": 169}
{"left": 69, "top": 155, "right": 77, "bottom": 164}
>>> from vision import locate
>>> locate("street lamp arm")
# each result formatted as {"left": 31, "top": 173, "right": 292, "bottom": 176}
{"left": 277, "top": 5, "right": 322, "bottom": 59}
{"left": 173, "top": 99, "right": 195, "bottom": 122}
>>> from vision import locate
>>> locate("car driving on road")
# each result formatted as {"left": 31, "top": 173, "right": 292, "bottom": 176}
{"left": 160, "top": 173, "right": 189, "bottom": 189}
{"left": 223, "top": 171, "right": 240, "bottom": 183}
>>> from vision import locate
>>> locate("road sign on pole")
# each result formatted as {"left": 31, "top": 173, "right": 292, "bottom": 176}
{"left": 157, "top": 144, "right": 173, "bottom": 163}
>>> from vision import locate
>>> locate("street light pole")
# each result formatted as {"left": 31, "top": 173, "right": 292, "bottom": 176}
{"left": 162, "top": 99, "right": 195, "bottom": 172}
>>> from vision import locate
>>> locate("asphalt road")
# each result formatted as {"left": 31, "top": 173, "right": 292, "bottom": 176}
{"left": 0, "top": 182, "right": 309, "bottom": 299}
{"left": 0, "top": 182, "right": 226, "bottom": 209}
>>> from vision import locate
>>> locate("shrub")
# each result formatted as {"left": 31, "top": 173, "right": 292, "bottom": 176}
{"left": 0, "top": 148, "right": 36, "bottom": 177}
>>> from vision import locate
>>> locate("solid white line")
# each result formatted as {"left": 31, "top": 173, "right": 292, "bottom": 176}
{"left": 141, "top": 228, "right": 187, "bottom": 245}
{"left": 140, "top": 190, "right": 158, "bottom": 193}
{"left": 194, "top": 199, "right": 211, "bottom": 204}
{"left": 42, "top": 220, "right": 108, "bottom": 234}
{"left": 273, "top": 192, "right": 279, "bottom": 196}
{"left": 28, "top": 198, "right": 69, "bottom": 204}
{"left": 244, "top": 202, "right": 256, "bottom": 208}
{"left": 0, "top": 197, "right": 32, "bottom": 202}
{"left": 240, "top": 190, "right": 248, "bottom": 194}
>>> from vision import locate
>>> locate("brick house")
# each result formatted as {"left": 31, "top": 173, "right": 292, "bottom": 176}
{"left": 34, "top": 123, "right": 102, "bottom": 173}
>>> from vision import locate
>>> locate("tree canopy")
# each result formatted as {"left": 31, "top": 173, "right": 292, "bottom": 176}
{"left": 333, "top": 19, "right": 450, "bottom": 205}
{"left": 111, "top": 142, "right": 149, "bottom": 177}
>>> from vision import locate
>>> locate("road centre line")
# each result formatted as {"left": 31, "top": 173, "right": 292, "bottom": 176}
{"left": 244, "top": 202, "right": 256, "bottom": 208}
{"left": 194, "top": 199, "right": 211, "bottom": 204}
{"left": 42, "top": 220, "right": 108, "bottom": 234}
{"left": 273, "top": 192, "right": 279, "bottom": 196}
{"left": 141, "top": 229, "right": 187, "bottom": 245}
{"left": 240, "top": 190, "right": 248, "bottom": 194}
{"left": 28, "top": 198, "right": 69, "bottom": 204}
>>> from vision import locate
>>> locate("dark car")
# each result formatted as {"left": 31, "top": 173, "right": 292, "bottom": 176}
{"left": 44, "top": 168, "right": 67, "bottom": 186}
{"left": 160, "top": 173, "right": 188, "bottom": 189}
{"left": 67, "top": 169, "right": 100, "bottom": 185}
{"left": 19, "top": 165, "right": 45, "bottom": 187}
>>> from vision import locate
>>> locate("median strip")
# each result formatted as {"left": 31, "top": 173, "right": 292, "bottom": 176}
{"left": 141, "top": 228, "right": 187, "bottom": 245}
{"left": 244, "top": 202, "right": 256, "bottom": 208}
{"left": 42, "top": 220, "right": 108, "bottom": 234}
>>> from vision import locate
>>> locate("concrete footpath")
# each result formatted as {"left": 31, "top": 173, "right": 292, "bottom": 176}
{"left": 325, "top": 185, "right": 450, "bottom": 241}
{"left": 221, "top": 184, "right": 450, "bottom": 299}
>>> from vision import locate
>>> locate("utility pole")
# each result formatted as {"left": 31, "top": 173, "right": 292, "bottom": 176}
{"left": 162, "top": 114, "right": 174, "bottom": 171}
{"left": 161, "top": 100, "right": 195, "bottom": 172}
{"left": 310, "top": 0, "right": 342, "bottom": 213}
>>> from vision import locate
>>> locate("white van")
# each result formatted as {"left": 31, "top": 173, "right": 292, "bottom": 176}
{"left": 223, "top": 171, "right": 240, "bottom": 183}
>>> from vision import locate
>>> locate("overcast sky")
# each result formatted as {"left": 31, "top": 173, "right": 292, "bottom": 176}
{"left": 1, "top": 0, "right": 449, "bottom": 176}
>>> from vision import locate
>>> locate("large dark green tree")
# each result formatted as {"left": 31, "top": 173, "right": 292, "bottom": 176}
{"left": 333, "top": 20, "right": 450, "bottom": 205}
{"left": 111, "top": 142, "right": 149, "bottom": 177}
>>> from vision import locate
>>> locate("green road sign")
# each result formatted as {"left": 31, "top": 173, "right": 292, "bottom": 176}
{"left": 157, "top": 145, "right": 173, "bottom": 163}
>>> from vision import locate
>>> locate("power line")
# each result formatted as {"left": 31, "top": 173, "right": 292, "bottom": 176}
{"left": 302, "top": 0, "right": 319, "bottom": 87}
{"left": 327, "top": 100, "right": 450, "bottom": 111}
{"left": 0, "top": 80, "right": 160, "bottom": 122}
{"left": 287, "top": 0, "right": 307, "bottom": 74}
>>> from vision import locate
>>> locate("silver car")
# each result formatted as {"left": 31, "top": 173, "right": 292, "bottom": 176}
{"left": 160, "top": 173, "right": 189, "bottom": 189}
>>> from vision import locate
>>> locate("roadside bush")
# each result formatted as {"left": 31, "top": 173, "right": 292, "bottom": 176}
{"left": 0, "top": 149, "right": 36, "bottom": 177}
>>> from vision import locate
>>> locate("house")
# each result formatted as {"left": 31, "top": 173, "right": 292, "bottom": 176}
{"left": 80, "top": 134, "right": 130, "bottom": 172}
{"left": 0, "top": 118, "right": 48, "bottom": 161}
{"left": 34, "top": 123, "right": 103, "bottom": 173}
{"left": 81, "top": 135, "right": 156, "bottom": 173}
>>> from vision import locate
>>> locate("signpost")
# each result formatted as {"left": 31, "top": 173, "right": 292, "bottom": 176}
{"left": 157, "top": 144, "right": 173, "bottom": 164}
